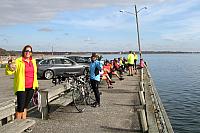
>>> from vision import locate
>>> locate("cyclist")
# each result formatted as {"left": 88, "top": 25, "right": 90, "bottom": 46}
{"left": 127, "top": 51, "right": 134, "bottom": 76}
{"left": 5, "top": 45, "right": 39, "bottom": 122}
{"left": 89, "top": 53, "right": 102, "bottom": 107}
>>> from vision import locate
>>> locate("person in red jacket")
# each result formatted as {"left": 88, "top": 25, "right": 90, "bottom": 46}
{"left": 102, "top": 60, "right": 113, "bottom": 88}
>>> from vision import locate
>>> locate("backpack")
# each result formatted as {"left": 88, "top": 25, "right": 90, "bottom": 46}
{"left": 95, "top": 66, "right": 99, "bottom": 76}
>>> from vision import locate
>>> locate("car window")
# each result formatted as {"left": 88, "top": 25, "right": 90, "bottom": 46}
{"left": 76, "top": 57, "right": 86, "bottom": 63}
{"left": 53, "top": 59, "right": 62, "bottom": 64}
{"left": 36, "top": 59, "right": 43, "bottom": 64}
{"left": 84, "top": 57, "right": 91, "bottom": 62}
{"left": 40, "top": 59, "right": 49, "bottom": 65}
{"left": 68, "top": 57, "right": 75, "bottom": 61}
{"left": 61, "top": 59, "right": 73, "bottom": 65}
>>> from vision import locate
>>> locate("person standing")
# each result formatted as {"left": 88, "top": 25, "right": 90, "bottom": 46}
{"left": 127, "top": 51, "right": 134, "bottom": 76}
{"left": 89, "top": 53, "right": 102, "bottom": 107}
{"left": 133, "top": 52, "right": 138, "bottom": 74}
{"left": 5, "top": 45, "right": 39, "bottom": 119}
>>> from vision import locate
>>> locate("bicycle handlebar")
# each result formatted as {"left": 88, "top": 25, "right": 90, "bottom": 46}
{"left": 52, "top": 73, "right": 87, "bottom": 86}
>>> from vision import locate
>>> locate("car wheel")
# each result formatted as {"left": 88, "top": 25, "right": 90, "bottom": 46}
{"left": 44, "top": 70, "right": 54, "bottom": 79}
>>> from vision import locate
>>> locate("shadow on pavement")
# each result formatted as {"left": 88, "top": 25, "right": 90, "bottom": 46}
{"left": 100, "top": 125, "right": 141, "bottom": 133}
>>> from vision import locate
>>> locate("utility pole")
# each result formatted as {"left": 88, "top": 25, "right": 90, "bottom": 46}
{"left": 134, "top": 5, "right": 142, "bottom": 59}
{"left": 52, "top": 44, "right": 53, "bottom": 55}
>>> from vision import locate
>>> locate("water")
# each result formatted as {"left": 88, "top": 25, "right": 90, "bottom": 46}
{"left": 102, "top": 53, "right": 200, "bottom": 133}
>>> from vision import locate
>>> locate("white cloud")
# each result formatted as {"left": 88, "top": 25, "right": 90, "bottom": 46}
{"left": 38, "top": 28, "right": 53, "bottom": 32}
{"left": 0, "top": 0, "right": 167, "bottom": 26}
{"left": 140, "top": 0, "right": 200, "bottom": 49}
{"left": 143, "top": 0, "right": 199, "bottom": 23}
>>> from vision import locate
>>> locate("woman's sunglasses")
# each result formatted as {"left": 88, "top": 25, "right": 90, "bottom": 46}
{"left": 25, "top": 50, "right": 32, "bottom": 53}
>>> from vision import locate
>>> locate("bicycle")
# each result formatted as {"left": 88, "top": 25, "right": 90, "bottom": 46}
{"left": 52, "top": 73, "right": 96, "bottom": 113}
{"left": 69, "top": 74, "right": 87, "bottom": 112}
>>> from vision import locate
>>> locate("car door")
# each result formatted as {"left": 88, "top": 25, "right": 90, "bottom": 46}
{"left": 37, "top": 59, "right": 53, "bottom": 77}
{"left": 61, "top": 58, "right": 81, "bottom": 74}
{"left": 52, "top": 58, "right": 65, "bottom": 75}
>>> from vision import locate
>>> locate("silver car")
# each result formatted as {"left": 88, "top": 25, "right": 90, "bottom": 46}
{"left": 37, "top": 57, "right": 86, "bottom": 79}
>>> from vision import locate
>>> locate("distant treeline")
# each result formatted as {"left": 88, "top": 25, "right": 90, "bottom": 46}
{"left": 29, "top": 51, "right": 200, "bottom": 55}
{"left": 140, "top": 51, "right": 200, "bottom": 54}
{"left": 0, "top": 48, "right": 17, "bottom": 56}
{"left": 0, "top": 47, "right": 200, "bottom": 56}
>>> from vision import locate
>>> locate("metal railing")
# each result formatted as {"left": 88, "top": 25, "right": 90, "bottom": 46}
{"left": 139, "top": 63, "right": 174, "bottom": 133}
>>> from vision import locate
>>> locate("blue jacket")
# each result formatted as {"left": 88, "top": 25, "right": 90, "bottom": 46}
{"left": 89, "top": 60, "right": 102, "bottom": 81}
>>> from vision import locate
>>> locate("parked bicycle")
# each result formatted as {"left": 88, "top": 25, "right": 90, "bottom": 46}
{"left": 51, "top": 73, "right": 96, "bottom": 112}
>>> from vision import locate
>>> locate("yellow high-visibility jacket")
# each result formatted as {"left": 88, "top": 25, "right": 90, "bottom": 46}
{"left": 134, "top": 54, "right": 138, "bottom": 60}
{"left": 127, "top": 54, "right": 134, "bottom": 65}
{"left": 5, "top": 57, "right": 39, "bottom": 95}
{"left": 119, "top": 60, "right": 123, "bottom": 66}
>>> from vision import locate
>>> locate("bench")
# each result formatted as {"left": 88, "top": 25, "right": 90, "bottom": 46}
{"left": 39, "top": 81, "right": 73, "bottom": 120}
{"left": 0, "top": 100, "right": 35, "bottom": 133}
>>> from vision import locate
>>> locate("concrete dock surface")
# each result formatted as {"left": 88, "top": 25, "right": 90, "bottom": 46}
{"left": 0, "top": 68, "right": 142, "bottom": 133}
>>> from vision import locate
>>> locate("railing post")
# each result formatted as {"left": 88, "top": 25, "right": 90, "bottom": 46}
{"left": 139, "top": 67, "right": 148, "bottom": 132}
{"left": 141, "top": 67, "right": 144, "bottom": 81}
{"left": 139, "top": 109, "right": 148, "bottom": 132}
{"left": 40, "top": 90, "right": 48, "bottom": 120}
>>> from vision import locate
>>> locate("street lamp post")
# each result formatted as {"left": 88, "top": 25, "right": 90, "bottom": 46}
{"left": 135, "top": 5, "right": 141, "bottom": 58}
{"left": 120, "top": 5, "right": 147, "bottom": 60}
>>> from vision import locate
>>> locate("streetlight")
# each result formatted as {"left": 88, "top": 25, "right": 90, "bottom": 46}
{"left": 120, "top": 5, "right": 147, "bottom": 59}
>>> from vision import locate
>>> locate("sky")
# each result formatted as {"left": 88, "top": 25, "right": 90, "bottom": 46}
{"left": 0, "top": 0, "right": 199, "bottom": 52}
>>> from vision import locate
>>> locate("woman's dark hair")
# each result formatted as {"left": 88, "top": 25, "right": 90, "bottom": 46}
{"left": 22, "top": 45, "right": 33, "bottom": 57}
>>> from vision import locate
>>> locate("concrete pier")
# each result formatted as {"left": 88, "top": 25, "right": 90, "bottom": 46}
{"left": 0, "top": 67, "right": 173, "bottom": 133}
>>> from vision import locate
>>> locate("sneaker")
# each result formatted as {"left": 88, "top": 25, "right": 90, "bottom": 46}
{"left": 91, "top": 104, "right": 97, "bottom": 107}
{"left": 97, "top": 103, "right": 100, "bottom": 107}
{"left": 108, "top": 86, "right": 113, "bottom": 89}
{"left": 111, "top": 80, "right": 115, "bottom": 83}
{"left": 91, "top": 102, "right": 100, "bottom": 107}
{"left": 119, "top": 77, "right": 124, "bottom": 80}
{"left": 91, "top": 102, "right": 97, "bottom": 107}
{"left": 24, "top": 128, "right": 32, "bottom": 133}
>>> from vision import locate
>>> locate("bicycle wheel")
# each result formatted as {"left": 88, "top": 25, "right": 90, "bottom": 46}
{"left": 85, "top": 82, "right": 96, "bottom": 105}
{"left": 72, "top": 86, "right": 86, "bottom": 112}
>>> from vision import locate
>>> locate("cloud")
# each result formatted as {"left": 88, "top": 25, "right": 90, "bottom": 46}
{"left": 2, "top": 38, "right": 8, "bottom": 43}
{"left": 143, "top": 0, "right": 199, "bottom": 23}
{"left": 140, "top": 0, "right": 200, "bottom": 47}
{"left": 64, "top": 33, "right": 69, "bottom": 36}
{"left": 0, "top": 0, "right": 167, "bottom": 26}
{"left": 38, "top": 28, "right": 53, "bottom": 32}
{"left": 51, "top": 10, "right": 135, "bottom": 31}
{"left": 84, "top": 37, "right": 91, "bottom": 42}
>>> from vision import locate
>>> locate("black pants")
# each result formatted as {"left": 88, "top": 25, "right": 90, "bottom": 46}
{"left": 108, "top": 72, "right": 112, "bottom": 79}
{"left": 90, "top": 79, "right": 100, "bottom": 104}
{"left": 16, "top": 89, "right": 34, "bottom": 112}
{"left": 134, "top": 59, "right": 137, "bottom": 70}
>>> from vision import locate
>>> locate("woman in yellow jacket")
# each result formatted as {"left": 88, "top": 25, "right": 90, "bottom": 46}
{"left": 5, "top": 45, "right": 39, "bottom": 119}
